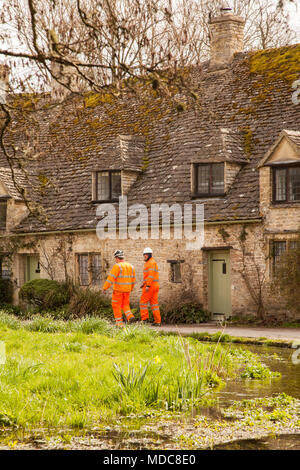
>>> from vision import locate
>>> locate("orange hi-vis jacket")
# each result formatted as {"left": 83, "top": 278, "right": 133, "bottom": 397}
{"left": 103, "top": 261, "right": 136, "bottom": 293}
{"left": 142, "top": 258, "right": 159, "bottom": 289}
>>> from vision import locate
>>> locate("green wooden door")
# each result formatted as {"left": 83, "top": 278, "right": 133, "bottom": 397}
{"left": 209, "top": 251, "right": 231, "bottom": 318}
{"left": 26, "top": 255, "right": 40, "bottom": 283}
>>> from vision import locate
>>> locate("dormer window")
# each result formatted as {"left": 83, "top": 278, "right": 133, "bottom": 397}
{"left": 273, "top": 165, "right": 300, "bottom": 203}
{"left": 95, "top": 170, "right": 121, "bottom": 202}
{"left": 0, "top": 200, "right": 7, "bottom": 230}
{"left": 193, "top": 163, "right": 224, "bottom": 197}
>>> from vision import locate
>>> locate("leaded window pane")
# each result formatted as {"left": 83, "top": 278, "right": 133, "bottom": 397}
{"left": 111, "top": 172, "right": 121, "bottom": 200}
{"left": 275, "top": 168, "right": 286, "bottom": 201}
{"left": 171, "top": 263, "right": 182, "bottom": 283}
{"left": 273, "top": 241, "right": 286, "bottom": 270}
{"left": 211, "top": 163, "right": 224, "bottom": 194}
{"left": 0, "top": 202, "right": 7, "bottom": 230}
{"left": 289, "top": 167, "right": 300, "bottom": 201}
{"left": 91, "top": 254, "right": 102, "bottom": 285}
{"left": 197, "top": 165, "right": 209, "bottom": 193}
{"left": 97, "top": 172, "right": 110, "bottom": 200}
{"left": 78, "top": 254, "right": 89, "bottom": 286}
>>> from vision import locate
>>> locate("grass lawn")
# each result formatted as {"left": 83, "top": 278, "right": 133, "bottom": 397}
{"left": 0, "top": 312, "right": 283, "bottom": 446}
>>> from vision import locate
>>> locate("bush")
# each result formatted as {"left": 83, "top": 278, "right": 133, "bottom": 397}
{"left": 67, "top": 287, "right": 111, "bottom": 319}
{"left": 0, "top": 279, "right": 13, "bottom": 305}
{"left": 0, "top": 303, "right": 22, "bottom": 316}
{"left": 19, "top": 279, "right": 72, "bottom": 311}
{"left": 161, "top": 302, "right": 211, "bottom": 324}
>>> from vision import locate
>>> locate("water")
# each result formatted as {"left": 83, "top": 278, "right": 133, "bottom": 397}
{"left": 215, "top": 343, "right": 300, "bottom": 406}
{"left": 210, "top": 343, "right": 300, "bottom": 450}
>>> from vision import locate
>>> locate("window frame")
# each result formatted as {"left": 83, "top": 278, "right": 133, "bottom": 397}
{"left": 93, "top": 170, "right": 122, "bottom": 203}
{"left": 272, "top": 164, "right": 300, "bottom": 204}
{"left": 167, "top": 259, "right": 184, "bottom": 283}
{"left": 76, "top": 252, "right": 102, "bottom": 287}
{"left": 0, "top": 254, "right": 11, "bottom": 280}
{"left": 192, "top": 163, "right": 225, "bottom": 198}
{"left": 0, "top": 199, "right": 8, "bottom": 230}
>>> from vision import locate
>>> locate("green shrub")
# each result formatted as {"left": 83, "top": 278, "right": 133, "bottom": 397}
{"left": 161, "top": 302, "right": 210, "bottom": 324}
{"left": 19, "top": 279, "right": 72, "bottom": 311}
{"left": 0, "top": 279, "right": 13, "bottom": 305}
{"left": 67, "top": 287, "right": 111, "bottom": 319}
{"left": 0, "top": 303, "right": 22, "bottom": 316}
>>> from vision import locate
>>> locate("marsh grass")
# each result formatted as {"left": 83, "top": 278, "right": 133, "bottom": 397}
{"left": 0, "top": 312, "right": 280, "bottom": 438}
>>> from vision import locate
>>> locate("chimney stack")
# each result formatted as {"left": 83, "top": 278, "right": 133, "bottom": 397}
{"left": 209, "top": 8, "right": 245, "bottom": 67}
{"left": 0, "top": 64, "right": 10, "bottom": 104}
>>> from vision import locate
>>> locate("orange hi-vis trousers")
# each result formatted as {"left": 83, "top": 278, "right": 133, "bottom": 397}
{"left": 139, "top": 285, "right": 161, "bottom": 324}
{"left": 112, "top": 291, "right": 134, "bottom": 326}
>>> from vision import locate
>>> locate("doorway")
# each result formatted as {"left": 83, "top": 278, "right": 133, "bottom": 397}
{"left": 208, "top": 250, "right": 231, "bottom": 318}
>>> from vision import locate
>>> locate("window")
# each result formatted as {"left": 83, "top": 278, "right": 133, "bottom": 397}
{"left": 273, "top": 241, "right": 286, "bottom": 272}
{"left": 95, "top": 171, "right": 121, "bottom": 201}
{"left": 273, "top": 165, "right": 300, "bottom": 203}
{"left": 167, "top": 260, "right": 184, "bottom": 283}
{"left": 193, "top": 163, "right": 224, "bottom": 196}
{"left": 0, "top": 255, "right": 10, "bottom": 279}
{"left": 0, "top": 200, "right": 7, "bottom": 230}
{"left": 77, "top": 253, "right": 102, "bottom": 286}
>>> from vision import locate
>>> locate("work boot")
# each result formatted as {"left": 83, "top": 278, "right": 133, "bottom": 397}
{"left": 127, "top": 317, "right": 137, "bottom": 324}
{"left": 140, "top": 319, "right": 150, "bottom": 325}
{"left": 151, "top": 322, "right": 161, "bottom": 327}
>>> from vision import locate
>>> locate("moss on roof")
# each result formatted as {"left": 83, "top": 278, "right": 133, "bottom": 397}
{"left": 249, "top": 44, "right": 300, "bottom": 84}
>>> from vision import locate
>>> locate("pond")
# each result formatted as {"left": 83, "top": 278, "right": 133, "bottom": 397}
{"left": 215, "top": 343, "right": 300, "bottom": 406}
{"left": 208, "top": 343, "right": 300, "bottom": 450}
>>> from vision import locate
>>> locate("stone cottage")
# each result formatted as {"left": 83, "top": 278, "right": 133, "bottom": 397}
{"left": 0, "top": 10, "right": 299, "bottom": 321}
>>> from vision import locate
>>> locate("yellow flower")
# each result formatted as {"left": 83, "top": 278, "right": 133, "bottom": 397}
{"left": 154, "top": 356, "right": 161, "bottom": 364}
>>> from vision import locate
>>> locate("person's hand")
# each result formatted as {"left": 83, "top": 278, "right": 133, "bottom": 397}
{"left": 140, "top": 284, "right": 144, "bottom": 288}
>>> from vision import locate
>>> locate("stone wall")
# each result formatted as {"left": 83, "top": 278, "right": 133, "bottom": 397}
{"left": 10, "top": 218, "right": 298, "bottom": 320}
{"left": 225, "top": 162, "right": 242, "bottom": 192}
{"left": 6, "top": 199, "right": 29, "bottom": 232}
{"left": 10, "top": 221, "right": 274, "bottom": 318}
{"left": 121, "top": 170, "right": 140, "bottom": 195}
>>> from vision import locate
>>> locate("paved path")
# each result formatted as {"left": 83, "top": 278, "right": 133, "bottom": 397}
{"left": 157, "top": 323, "right": 300, "bottom": 342}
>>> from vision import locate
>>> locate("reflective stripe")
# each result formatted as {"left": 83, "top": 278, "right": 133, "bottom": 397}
{"left": 124, "top": 310, "right": 131, "bottom": 314}
{"left": 150, "top": 304, "right": 159, "bottom": 307}
{"left": 112, "top": 300, "right": 118, "bottom": 303}
{"left": 151, "top": 307, "right": 159, "bottom": 310}
{"left": 106, "top": 280, "right": 113, "bottom": 284}
{"left": 110, "top": 273, "right": 117, "bottom": 279}
{"left": 147, "top": 276, "right": 154, "bottom": 279}
{"left": 115, "top": 281, "right": 134, "bottom": 285}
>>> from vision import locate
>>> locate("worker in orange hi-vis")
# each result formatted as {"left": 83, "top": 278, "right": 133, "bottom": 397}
{"left": 102, "top": 250, "right": 136, "bottom": 327}
{"left": 139, "top": 247, "right": 161, "bottom": 327}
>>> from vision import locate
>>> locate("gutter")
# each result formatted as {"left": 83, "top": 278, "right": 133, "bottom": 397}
{"left": 6, "top": 218, "right": 262, "bottom": 238}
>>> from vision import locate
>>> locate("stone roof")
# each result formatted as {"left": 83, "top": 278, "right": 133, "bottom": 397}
{"left": 283, "top": 129, "right": 300, "bottom": 149}
{"left": 0, "top": 167, "right": 27, "bottom": 200}
{"left": 1, "top": 43, "right": 299, "bottom": 233}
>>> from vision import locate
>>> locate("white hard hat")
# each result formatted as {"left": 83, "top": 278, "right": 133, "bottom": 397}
{"left": 114, "top": 249, "right": 124, "bottom": 259}
{"left": 143, "top": 247, "right": 153, "bottom": 254}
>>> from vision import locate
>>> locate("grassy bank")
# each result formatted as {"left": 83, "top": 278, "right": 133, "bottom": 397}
{"left": 0, "top": 312, "right": 284, "bottom": 446}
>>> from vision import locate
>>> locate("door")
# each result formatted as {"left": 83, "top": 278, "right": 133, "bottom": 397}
{"left": 25, "top": 255, "right": 40, "bottom": 283}
{"left": 209, "top": 251, "right": 231, "bottom": 318}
